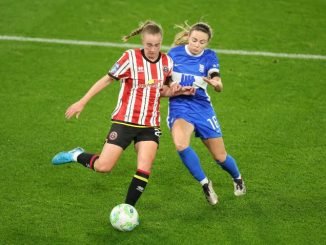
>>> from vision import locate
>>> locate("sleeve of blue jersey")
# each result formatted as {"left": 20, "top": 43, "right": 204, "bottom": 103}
{"left": 206, "top": 49, "right": 220, "bottom": 73}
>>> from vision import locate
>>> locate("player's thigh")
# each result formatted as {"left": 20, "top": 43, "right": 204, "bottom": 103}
{"left": 202, "top": 137, "right": 227, "bottom": 162}
{"left": 135, "top": 141, "right": 158, "bottom": 172}
{"left": 106, "top": 123, "right": 134, "bottom": 150}
{"left": 96, "top": 143, "right": 124, "bottom": 171}
{"left": 194, "top": 110, "right": 222, "bottom": 139}
{"left": 171, "top": 118, "right": 194, "bottom": 149}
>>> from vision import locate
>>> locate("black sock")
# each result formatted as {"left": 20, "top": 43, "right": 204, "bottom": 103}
{"left": 77, "top": 153, "right": 99, "bottom": 170}
{"left": 125, "top": 169, "right": 150, "bottom": 206}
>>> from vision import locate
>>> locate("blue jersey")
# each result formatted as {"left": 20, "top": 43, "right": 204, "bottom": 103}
{"left": 167, "top": 45, "right": 222, "bottom": 139}
{"left": 168, "top": 45, "right": 220, "bottom": 112}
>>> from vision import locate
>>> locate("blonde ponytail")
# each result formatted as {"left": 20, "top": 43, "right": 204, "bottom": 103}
{"left": 173, "top": 22, "right": 191, "bottom": 46}
{"left": 122, "top": 20, "right": 163, "bottom": 42}
{"left": 172, "top": 21, "right": 213, "bottom": 46}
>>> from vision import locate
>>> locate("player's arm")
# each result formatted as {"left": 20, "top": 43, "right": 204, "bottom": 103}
{"left": 160, "top": 76, "right": 195, "bottom": 97}
{"left": 160, "top": 84, "right": 195, "bottom": 97}
{"left": 65, "top": 74, "right": 114, "bottom": 119}
{"left": 160, "top": 76, "right": 174, "bottom": 97}
{"left": 203, "top": 72, "right": 223, "bottom": 92}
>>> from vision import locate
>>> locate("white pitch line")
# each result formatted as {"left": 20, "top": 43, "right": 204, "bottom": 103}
{"left": 0, "top": 35, "right": 325, "bottom": 60}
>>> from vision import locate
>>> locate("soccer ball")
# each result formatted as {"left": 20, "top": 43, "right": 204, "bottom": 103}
{"left": 109, "top": 204, "right": 139, "bottom": 231}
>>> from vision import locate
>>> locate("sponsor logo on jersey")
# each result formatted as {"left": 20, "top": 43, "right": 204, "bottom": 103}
{"left": 146, "top": 79, "right": 155, "bottom": 85}
{"left": 136, "top": 79, "right": 163, "bottom": 88}
{"left": 180, "top": 74, "right": 195, "bottom": 86}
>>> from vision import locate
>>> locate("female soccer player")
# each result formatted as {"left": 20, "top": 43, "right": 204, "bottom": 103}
{"left": 167, "top": 22, "right": 246, "bottom": 205}
{"left": 52, "top": 20, "right": 193, "bottom": 207}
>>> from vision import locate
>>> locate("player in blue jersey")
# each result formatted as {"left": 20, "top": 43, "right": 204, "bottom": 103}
{"left": 167, "top": 22, "right": 246, "bottom": 205}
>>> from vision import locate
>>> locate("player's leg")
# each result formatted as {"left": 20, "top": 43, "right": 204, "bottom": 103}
{"left": 92, "top": 143, "right": 124, "bottom": 172}
{"left": 125, "top": 127, "right": 160, "bottom": 206}
{"left": 172, "top": 118, "right": 207, "bottom": 181}
{"left": 52, "top": 143, "right": 123, "bottom": 172}
{"left": 203, "top": 138, "right": 246, "bottom": 196}
{"left": 79, "top": 122, "right": 133, "bottom": 172}
{"left": 125, "top": 141, "right": 157, "bottom": 206}
{"left": 51, "top": 122, "right": 129, "bottom": 172}
{"left": 171, "top": 118, "right": 217, "bottom": 205}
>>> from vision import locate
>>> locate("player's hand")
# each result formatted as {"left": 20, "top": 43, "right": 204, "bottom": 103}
{"left": 172, "top": 85, "right": 196, "bottom": 96}
{"left": 170, "top": 82, "right": 182, "bottom": 94}
{"left": 203, "top": 77, "right": 223, "bottom": 92}
{"left": 179, "top": 86, "right": 196, "bottom": 95}
{"left": 65, "top": 100, "right": 85, "bottom": 119}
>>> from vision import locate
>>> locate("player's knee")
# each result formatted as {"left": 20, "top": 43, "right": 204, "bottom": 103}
{"left": 174, "top": 142, "right": 189, "bottom": 152}
{"left": 215, "top": 152, "right": 227, "bottom": 163}
{"left": 94, "top": 159, "right": 114, "bottom": 173}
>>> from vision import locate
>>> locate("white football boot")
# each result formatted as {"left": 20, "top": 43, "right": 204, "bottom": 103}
{"left": 233, "top": 178, "right": 246, "bottom": 196}
{"left": 202, "top": 180, "right": 218, "bottom": 205}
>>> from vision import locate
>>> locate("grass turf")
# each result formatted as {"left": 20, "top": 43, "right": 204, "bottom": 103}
{"left": 0, "top": 0, "right": 325, "bottom": 244}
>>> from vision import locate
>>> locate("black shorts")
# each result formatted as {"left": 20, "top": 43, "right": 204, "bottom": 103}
{"left": 106, "top": 122, "right": 162, "bottom": 150}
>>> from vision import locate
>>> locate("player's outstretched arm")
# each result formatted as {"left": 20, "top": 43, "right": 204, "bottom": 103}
{"left": 65, "top": 74, "right": 114, "bottom": 119}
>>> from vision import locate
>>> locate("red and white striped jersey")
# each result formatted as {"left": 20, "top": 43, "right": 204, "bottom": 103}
{"left": 108, "top": 49, "right": 173, "bottom": 127}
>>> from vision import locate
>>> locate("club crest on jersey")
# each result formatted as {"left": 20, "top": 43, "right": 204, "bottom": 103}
{"left": 163, "top": 66, "right": 169, "bottom": 73}
{"left": 138, "top": 66, "right": 144, "bottom": 73}
{"left": 199, "top": 64, "right": 205, "bottom": 73}
{"left": 110, "top": 63, "right": 120, "bottom": 74}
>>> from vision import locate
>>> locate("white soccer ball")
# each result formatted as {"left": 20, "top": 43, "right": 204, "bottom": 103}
{"left": 109, "top": 204, "right": 139, "bottom": 231}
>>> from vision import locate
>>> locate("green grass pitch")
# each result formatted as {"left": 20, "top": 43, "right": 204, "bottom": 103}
{"left": 0, "top": 0, "right": 325, "bottom": 244}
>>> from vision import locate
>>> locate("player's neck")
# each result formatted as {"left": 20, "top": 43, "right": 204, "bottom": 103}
{"left": 141, "top": 49, "right": 161, "bottom": 63}
{"left": 185, "top": 45, "right": 204, "bottom": 57}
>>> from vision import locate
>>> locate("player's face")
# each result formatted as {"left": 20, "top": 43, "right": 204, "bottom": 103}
{"left": 142, "top": 33, "right": 162, "bottom": 61}
{"left": 188, "top": 30, "right": 209, "bottom": 55}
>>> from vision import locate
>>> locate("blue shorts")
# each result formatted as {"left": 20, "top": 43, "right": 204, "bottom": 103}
{"left": 167, "top": 108, "right": 222, "bottom": 139}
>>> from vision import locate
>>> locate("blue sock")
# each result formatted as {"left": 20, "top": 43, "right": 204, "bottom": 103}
{"left": 217, "top": 155, "right": 240, "bottom": 179}
{"left": 178, "top": 147, "right": 206, "bottom": 182}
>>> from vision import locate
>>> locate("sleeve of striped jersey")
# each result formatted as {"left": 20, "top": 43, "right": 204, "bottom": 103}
{"left": 163, "top": 55, "right": 173, "bottom": 85}
{"left": 207, "top": 51, "right": 220, "bottom": 78}
{"left": 108, "top": 51, "right": 131, "bottom": 80}
{"left": 167, "top": 55, "right": 174, "bottom": 77}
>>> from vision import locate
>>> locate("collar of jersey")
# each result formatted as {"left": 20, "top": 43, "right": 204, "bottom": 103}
{"left": 141, "top": 49, "right": 162, "bottom": 63}
{"left": 185, "top": 45, "right": 204, "bottom": 57}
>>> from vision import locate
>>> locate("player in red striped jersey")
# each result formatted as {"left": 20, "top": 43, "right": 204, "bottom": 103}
{"left": 52, "top": 20, "right": 194, "bottom": 207}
